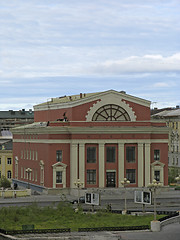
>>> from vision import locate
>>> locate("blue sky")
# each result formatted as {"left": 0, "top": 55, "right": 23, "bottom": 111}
{"left": 0, "top": 0, "right": 179, "bottom": 110}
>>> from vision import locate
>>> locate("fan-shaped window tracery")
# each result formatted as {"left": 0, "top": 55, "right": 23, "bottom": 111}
{"left": 92, "top": 104, "right": 130, "bottom": 121}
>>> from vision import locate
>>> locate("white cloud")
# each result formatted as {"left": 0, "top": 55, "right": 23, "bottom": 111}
{"left": 153, "top": 82, "right": 169, "bottom": 88}
{"left": 91, "top": 53, "right": 180, "bottom": 75}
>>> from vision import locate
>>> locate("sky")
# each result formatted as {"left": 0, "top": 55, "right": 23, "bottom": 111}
{"left": 0, "top": 0, "right": 180, "bottom": 111}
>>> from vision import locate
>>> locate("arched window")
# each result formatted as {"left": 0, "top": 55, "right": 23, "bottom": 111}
{"left": 92, "top": 104, "right": 130, "bottom": 121}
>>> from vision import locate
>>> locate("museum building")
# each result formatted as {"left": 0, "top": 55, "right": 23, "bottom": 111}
{"left": 12, "top": 90, "right": 169, "bottom": 191}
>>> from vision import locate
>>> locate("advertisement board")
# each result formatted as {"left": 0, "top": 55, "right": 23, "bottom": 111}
{"left": 134, "top": 191, "right": 151, "bottom": 205}
{"left": 85, "top": 193, "right": 100, "bottom": 205}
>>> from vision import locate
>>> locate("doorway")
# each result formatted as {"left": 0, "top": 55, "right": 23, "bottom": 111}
{"left": 106, "top": 172, "right": 116, "bottom": 187}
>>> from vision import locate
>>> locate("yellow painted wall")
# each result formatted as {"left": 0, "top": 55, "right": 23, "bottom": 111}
{"left": 0, "top": 150, "right": 13, "bottom": 181}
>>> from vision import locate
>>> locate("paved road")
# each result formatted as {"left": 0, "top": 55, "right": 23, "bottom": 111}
{"left": 120, "top": 222, "right": 180, "bottom": 240}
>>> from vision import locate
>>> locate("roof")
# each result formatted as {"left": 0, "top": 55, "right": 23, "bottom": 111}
{"left": 34, "top": 90, "right": 151, "bottom": 111}
{"left": 0, "top": 139, "right": 12, "bottom": 150}
{"left": 152, "top": 108, "right": 180, "bottom": 118}
{"left": 0, "top": 109, "right": 34, "bottom": 119}
{"left": 35, "top": 92, "right": 101, "bottom": 107}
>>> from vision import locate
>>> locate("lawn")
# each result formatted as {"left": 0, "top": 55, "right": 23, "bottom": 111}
{"left": 0, "top": 202, "right": 163, "bottom": 231}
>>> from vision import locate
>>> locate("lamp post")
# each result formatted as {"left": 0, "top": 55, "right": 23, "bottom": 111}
{"left": 74, "top": 179, "right": 83, "bottom": 206}
{"left": 148, "top": 179, "right": 162, "bottom": 221}
{"left": 26, "top": 168, "right": 32, "bottom": 189}
{"left": 175, "top": 175, "right": 180, "bottom": 184}
{"left": 121, "top": 178, "right": 130, "bottom": 214}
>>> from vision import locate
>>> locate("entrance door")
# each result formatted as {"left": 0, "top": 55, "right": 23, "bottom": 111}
{"left": 106, "top": 172, "right": 116, "bottom": 187}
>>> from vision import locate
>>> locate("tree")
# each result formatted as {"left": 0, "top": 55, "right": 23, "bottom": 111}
{"left": 0, "top": 176, "right": 11, "bottom": 189}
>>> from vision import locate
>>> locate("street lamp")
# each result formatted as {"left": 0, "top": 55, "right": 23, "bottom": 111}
{"left": 121, "top": 178, "right": 130, "bottom": 214}
{"left": 26, "top": 168, "right": 32, "bottom": 189}
{"left": 74, "top": 179, "right": 83, "bottom": 206}
{"left": 175, "top": 175, "right": 180, "bottom": 184}
{"left": 148, "top": 179, "right": 162, "bottom": 221}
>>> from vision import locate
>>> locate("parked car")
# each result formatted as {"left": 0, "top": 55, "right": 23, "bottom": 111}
{"left": 70, "top": 196, "right": 85, "bottom": 204}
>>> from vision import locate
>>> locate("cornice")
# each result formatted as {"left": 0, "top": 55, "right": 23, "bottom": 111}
{"left": 12, "top": 125, "right": 169, "bottom": 135}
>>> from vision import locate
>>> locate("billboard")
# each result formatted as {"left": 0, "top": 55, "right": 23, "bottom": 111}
{"left": 85, "top": 193, "right": 100, "bottom": 205}
{"left": 134, "top": 191, "right": 151, "bottom": 205}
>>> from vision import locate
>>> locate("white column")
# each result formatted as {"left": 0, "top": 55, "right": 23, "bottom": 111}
{"left": 79, "top": 143, "right": 85, "bottom": 186}
{"left": 99, "top": 143, "right": 105, "bottom": 188}
{"left": 138, "top": 143, "right": 144, "bottom": 187}
{"left": 145, "top": 143, "right": 151, "bottom": 187}
{"left": 70, "top": 143, "right": 78, "bottom": 188}
{"left": 118, "top": 143, "right": 124, "bottom": 187}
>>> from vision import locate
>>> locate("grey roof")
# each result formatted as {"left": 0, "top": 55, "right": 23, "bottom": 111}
{"left": 0, "top": 109, "right": 34, "bottom": 119}
{"left": 0, "top": 139, "right": 12, "bottom": 150}
{"left": 152, "top": 109, "right": 180, "bottom": 118}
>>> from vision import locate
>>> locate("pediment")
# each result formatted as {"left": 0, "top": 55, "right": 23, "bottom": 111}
{"left": 151, "top": 161, "right": 165, "bottom": 167}
{"left": 52, "top": 162, "right": 67, "bottom": 168}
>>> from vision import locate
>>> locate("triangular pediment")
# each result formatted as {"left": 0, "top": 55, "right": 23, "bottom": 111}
{"left": 151, "top": 161, "right": 165, "bottom": 167}
{"left": 52, "top": 162, "right": 67, "bottom": 168}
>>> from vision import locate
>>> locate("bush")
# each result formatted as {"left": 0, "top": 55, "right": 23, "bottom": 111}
{"left": 0, "top": 176, "right": 11, "bottom": 189}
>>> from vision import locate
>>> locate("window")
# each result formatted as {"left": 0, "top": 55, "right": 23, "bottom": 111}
{"left": 7, "top": 158, "right": 12, "bottom": 165}
{"left": 0, "top": 171, "right": 1, "bottom": 178}
{"left": 126, "top": 146, "right": 135, "bottom": 163}
{"left": 154, "top": 170, "right": 160, "bottom": 182}
{"left": 92, "top": 104, "right": 130, "bottom": 121}
{"left": 56, "top": 150, "right": 62, "bottom": 162}
{"left": 176, "top": 158, "right": 178, "bottom": 165}
{"left": 106, "top": 146, "right": 116, "bottom": 162}
{"left": 56, "top": 171, "right": 62, "bottom": 183}
{"left": 126, "top": 169, "right": 136, "bottom": 183}
{"left": 87, "top": 147, "right": 96, "bottom": 163}
{"left": 87, "top": 170, "right": 96, "bottom": 184}
{"left": 0, "top": 158, "right": 1, "bottom": 164}
{"left": 7, "top": 170, "right": 11, "bottom": 179}
{"left": 154, "top": 149, "right": 160, "bottom": 161}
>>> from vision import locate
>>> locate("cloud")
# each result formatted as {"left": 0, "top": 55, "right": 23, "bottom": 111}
{"left": 91, "top": 53, "right": 180, "bottom": 75}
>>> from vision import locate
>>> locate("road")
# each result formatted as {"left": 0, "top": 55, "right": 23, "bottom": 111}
{"left": 0, "top": 190, "right": 179, "bottom": 213}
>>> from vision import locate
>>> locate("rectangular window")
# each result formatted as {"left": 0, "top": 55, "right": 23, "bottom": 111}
{"left": 126, "top": 146, "right": 135, "bottom": 163}
{"left": 154, "top": 149, "right": 160, "bottom": 161}
{"left": 87, "top": 147, "right": 96, "bottom": 163}
{"left": 7, "top": 170, "right": 11, "bottom": 179}
{"left": 126, "top": 169, "right": 136, "bottom": 183}
{"left": 154, "top": 170, "right": 160, "bottom": 182}
{"left": 56, "top": 150, "right": 62, "bottom": 162}
{"left": 106, "top": 146, "right": 116, "bottom": 163}
{"left": 0, "top": 158, "right": 1, "bottom": 164}
{"left": 7, "top": 158, "right": 12, "bottom": 165}
{"left": 56, "top": 171, "right": 62, "bottom": 183}
{"left": 87, "top": 170, "right": 96, "bottom": 184}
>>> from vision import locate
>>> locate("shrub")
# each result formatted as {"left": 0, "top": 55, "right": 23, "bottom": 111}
{"left": 0, "top": 176, "right": 11, "bottom": 189}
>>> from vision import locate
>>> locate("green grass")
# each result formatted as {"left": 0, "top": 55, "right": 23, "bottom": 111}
{"left": 0, "top": 203, "right": 164, "bottom": 231}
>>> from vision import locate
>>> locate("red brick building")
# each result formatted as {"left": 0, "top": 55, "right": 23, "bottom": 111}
{"left": 12, "top": 90, "right": 169, "bottom": 192}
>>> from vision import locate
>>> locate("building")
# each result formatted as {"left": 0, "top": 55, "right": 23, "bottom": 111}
{"left": 0, "top": 109, "right": 34, "bottom": 131}
{"left": 12, "top": 90, "right": 169, "bottom": 193}
{"left": 0, "top": 109, "right": 34, "bottom": 183}
{"left": 0, "top": 140, "right": 13, "bottom": 180}
{"left": 151, "top": 107, "right": 180, "bottom": 182}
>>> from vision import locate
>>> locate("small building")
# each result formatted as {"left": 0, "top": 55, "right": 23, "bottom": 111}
{"left": 12, "top": 90, "right": 169, "bottom": 193}
{"left": 151, "top": 106, "right": 180, "bottom": 182}
{"left": 0, "top": 140, "right": 13, "bottom": 180}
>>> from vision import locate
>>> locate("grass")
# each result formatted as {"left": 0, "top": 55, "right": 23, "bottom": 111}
{"left": 0, "top": 202, "right": 164, "bottom": 231}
